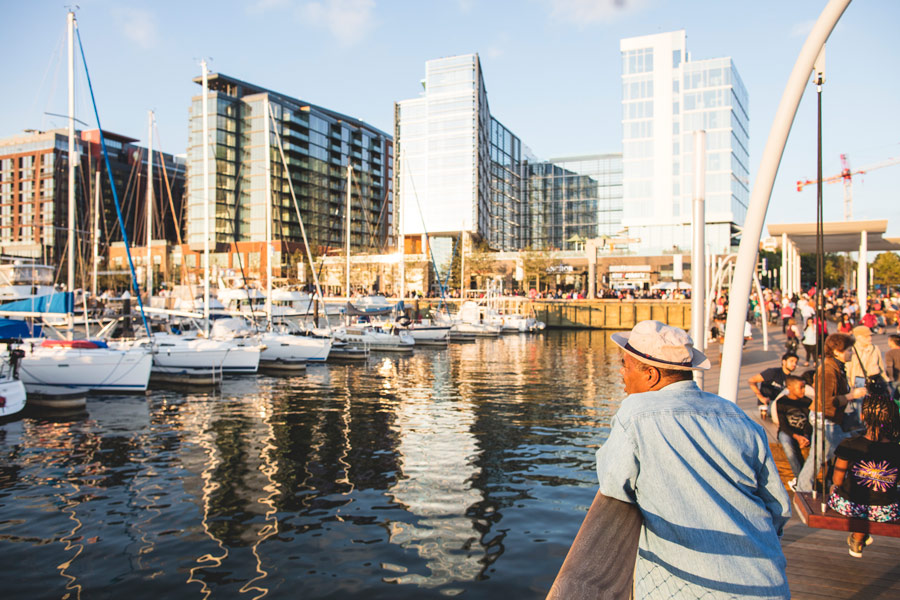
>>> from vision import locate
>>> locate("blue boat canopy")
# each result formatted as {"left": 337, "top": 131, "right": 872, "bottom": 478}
{"left": 0, "top": 292, "right": 73, "bottom": 314}
{"left": 0, "top": 318, "right": 30, "bottom": 338}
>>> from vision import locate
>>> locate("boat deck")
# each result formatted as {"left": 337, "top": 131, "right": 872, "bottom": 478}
{"left": 700, "top": 323, "right": 900, "bottom": 599}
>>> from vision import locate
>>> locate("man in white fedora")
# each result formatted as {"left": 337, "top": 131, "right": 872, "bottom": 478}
{"left": 597, "top": 320, "right": 791, "bottom": 599}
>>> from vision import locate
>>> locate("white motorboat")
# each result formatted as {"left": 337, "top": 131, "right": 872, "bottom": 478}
{"left": 18, "top": 339, "right": 152, "bottom": 395}
{"left": 334, "top": 323, "right": 415, "bottom": 353}
{"left": 402, "top": 321, "right": 451, "bottom": 346}
{"left": 210, "top": 317, "right": 329, "bottom": 368}
{"left": 456, "top": 300, "right": 544, "bottom": 333}
{"left": 433, "top": 310, "right": 500, "bottom": 337}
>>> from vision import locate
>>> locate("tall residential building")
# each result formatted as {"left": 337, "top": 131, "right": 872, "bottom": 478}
{"left": 620, "top": 30, "right": 749, "bottom": 255}
{"left": 395, "top": 54, "right": 523, "bottom": 252}
{"left": 524, "top": 154, "right": 624, "bottom": 250}
{"left": 187, "top": 73, "right": 393, "bottom": 280}
{"left": 0, "top": 129, "right": 185, "bottom": 272}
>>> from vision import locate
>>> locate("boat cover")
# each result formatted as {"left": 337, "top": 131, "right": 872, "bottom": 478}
{"left": 0, "top": 318, "right": 30, "bottom": 338}
{"left": 344, "top": 301, "right": 394, "bottom": 317}
{"left": 0, "top": 292, "right": 73, "bottom": 314}
{"left": 40, "top": 339, "right": 109, "bottom": 349}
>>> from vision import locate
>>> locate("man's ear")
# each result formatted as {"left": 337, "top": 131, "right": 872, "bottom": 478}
{"left": 646, "top": 365, "right": 662, "bottom": 388}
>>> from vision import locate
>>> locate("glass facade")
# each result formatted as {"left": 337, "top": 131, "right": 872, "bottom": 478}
{"left": 488, "top": 118, "right": 522, "bottom": 250}
{"left": 620, "top": 30, "right": 748, "bottom": 254}
{"left": 396, "top": 54, "right": 520, "bottom": 249}
{"left": 524, "top": 154, "right": 623, "bottom": 250}
{"left": 187, "top": 73, "right": 393, "bottom": 255}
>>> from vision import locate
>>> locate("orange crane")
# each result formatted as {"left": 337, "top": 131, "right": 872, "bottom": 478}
{"left": 796, "top": 154, "right": 900, "bottom": 219}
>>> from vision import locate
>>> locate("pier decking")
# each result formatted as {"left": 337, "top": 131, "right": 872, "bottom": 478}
{"left": 701, "top": 324, "right": 900, "bottom": 599}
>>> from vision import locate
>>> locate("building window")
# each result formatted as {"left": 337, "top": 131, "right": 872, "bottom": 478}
{"left": 673, "top": 49, "right": 682, "bottom": 68}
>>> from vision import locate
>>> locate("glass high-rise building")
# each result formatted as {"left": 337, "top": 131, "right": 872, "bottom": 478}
{"left": 524, "top": 154, "right": 623, "bottom": 250}
{"left": 620, "top": 30, "right": 749, "bottom": 255}
{"left": 187, "top": 73, "right": 393, "bottom": 274}
{"left": 395, "top": 54, "right": 523, "bottom": 252}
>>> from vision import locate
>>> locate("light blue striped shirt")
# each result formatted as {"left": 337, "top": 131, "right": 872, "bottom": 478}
{"left": 597, "top": 380, "right": 791, "bottom": 599}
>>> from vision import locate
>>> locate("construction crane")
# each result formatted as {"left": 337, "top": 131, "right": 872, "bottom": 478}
{"left": 796, "top": 154, "right": 900, "bottom": 219}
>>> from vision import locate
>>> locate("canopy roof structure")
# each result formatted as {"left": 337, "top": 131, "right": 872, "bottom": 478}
{"left": 767, "top": 220, "right": 900, "bottom": 253}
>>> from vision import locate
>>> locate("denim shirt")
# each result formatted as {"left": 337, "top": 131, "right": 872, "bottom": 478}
{"left": 596, "top": 380, "right": 791, "bottom": 599}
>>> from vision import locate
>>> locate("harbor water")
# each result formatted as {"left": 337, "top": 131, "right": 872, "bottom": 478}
{"left": 0, "top": 330, "right": 624, "bottom": 598}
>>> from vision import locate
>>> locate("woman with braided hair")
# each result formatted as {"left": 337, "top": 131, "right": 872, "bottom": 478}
{"left": 828, "top": 394, "right": 900, "bottom": 557}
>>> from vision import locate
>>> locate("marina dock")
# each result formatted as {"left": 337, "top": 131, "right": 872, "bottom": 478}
{"left": 701, "top": 324, "right": 900, "bottom": 599}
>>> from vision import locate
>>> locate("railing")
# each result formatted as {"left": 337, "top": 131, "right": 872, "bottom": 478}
{"left": 547, "top": 491, "right": 642, "bottom": 599}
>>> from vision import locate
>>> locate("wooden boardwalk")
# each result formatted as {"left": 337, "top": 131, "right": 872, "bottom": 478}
{"left": 700, "top": 323, "right": 900, "bottom": 599}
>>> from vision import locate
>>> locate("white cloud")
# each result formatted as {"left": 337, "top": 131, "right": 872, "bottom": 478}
{"left": 113, "top": 7, "right": 159, "bottom": 49}
{"left": 543, "top": 0, "right": 649, "bottom": 26}
{"left": 298, "top": 0, "right": 377, "bottom": 46}
{"left": 789, "top": 19, "right": 816, "bottom": 38}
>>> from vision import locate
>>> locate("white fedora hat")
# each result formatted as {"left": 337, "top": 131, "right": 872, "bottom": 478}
{"left": 611, "top": 320, "right": 711, "bottom": 371}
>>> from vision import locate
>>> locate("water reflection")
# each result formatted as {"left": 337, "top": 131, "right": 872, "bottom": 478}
{"left": 0, "top": 331, "right": 623, "bottom": 598}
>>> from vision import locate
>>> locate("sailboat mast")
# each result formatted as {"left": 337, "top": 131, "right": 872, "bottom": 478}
{"left": 264, "top": 96, "right": 272, "bottom": 323}
{"left": 201, "top": 59, "right": 211, "bottom": 334}
{"left": 66, "top": 10, "right": 76, "bottom": 340}
{"left": 92, "top": 170, "right": 100, "bottom": 297}
{"left": 398, "top": 176, "right": 405, "bottom": 299}
{"left": 345, "top": 164, "right": 351, "bottom": 300}
{"left": 146, "top": 110, "right": 154, "bottom": 296}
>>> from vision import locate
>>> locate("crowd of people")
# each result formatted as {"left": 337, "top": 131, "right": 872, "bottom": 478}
{"left": 746, "top": 286, "right": 900, "bottom": 558}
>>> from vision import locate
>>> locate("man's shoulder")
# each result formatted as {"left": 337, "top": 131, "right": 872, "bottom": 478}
{"left": 618, "top": 381, "right": 747, "bottom": 422}
{"left": 759, "top": 367, "right": 782, "bottom": 380}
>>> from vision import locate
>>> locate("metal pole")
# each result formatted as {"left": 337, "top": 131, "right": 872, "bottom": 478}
{"left": 264, "top": 96, "right": 273, "bottom": 324}
{"left": 753, "top": 270, "right": 769, "bottom": 351}
{"left": 92, "top": 169, "right": 100, "bottom": 298}
{"left": 719, "top": 0, "right": 851, "bottom": 402}
{"left": 345, "top": 164, "right": 351, "bottom": 300}
{"left": 67, "top": 10, "right": 76, "bottom": 340}
{"left": 201, "top": 59, "right": 211, "bottom": 336}
{"left": 461, "top": 231, "right": 466, "bottom": 300}
{"left": 691, "top": 131, "right": 707, "bottom": 388}
{"left": 781, "top": 233, "right": 788, "bottom": 296}
{"left": 146, "top": 110, "right": 154, "bottom": 296}
{"left": 858, "top": 230, "right": 867, "bottom": 315}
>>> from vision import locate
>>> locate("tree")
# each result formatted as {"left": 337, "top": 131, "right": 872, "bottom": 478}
{"left": 872, "top": 252, "right": 900, "bottom": 286}
{"left": 521, "top": 247, "right": 554, "bottom": 292}
{"left": 465, "top": 240, "right": 497, "bottom": 290}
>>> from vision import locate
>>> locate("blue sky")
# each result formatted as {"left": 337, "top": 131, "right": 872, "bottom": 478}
{"left": 3, "top": 0, "right": 899, "bottom": 236}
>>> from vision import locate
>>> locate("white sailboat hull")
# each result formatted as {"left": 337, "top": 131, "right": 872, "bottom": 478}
{"left": 0, "top": 378, "right": 27, "bottom": 418}
{"left": 153, "top": 337, "right": 260, "bottom": 374}
{"left": 406, "top": 325, "right": 451, "bottom": 343}
{"left": 259, "top": 332, "right": 331, "bottom": 363}
{"left": 335, "top": 327, "right": 415, "bottom": 352}
{"left": 19, "top": 345, "right": 152, "bottom": 393}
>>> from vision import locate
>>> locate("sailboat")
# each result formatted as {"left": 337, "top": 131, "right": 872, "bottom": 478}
{"left": 0, "top": 320, "right": 28, "bottom": 418}
{"left": 105, "top": 107, "right": 261, "bottom": 383}
{"left": 239, "top": 98, "right": 332, "bottom": 369}
{"left": 11, "top": 12, "right": 152, "bottom": 402}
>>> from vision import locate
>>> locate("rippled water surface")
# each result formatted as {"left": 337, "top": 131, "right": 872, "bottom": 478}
{"left": 0, "top": 330, "right": 624, "bottom": 599}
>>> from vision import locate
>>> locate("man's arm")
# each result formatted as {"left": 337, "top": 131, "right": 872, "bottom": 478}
{"left": 595, "top": 415, "right": 639, "bottom": 505}
{"left": 747, "top": 373, "right": 768, "bottom": 404}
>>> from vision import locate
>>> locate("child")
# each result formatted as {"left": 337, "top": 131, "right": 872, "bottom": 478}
{"left": 785, "top": 318, "right": 800, "bottom": 355}
{"left": 774, "top": 375, "right": 812, "bottom": 486}
{"left": 827, "top": 395, "right": 900, "bottom": 557}
{"left": 801, "top": 317, "right": 817, "bottom": 367}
